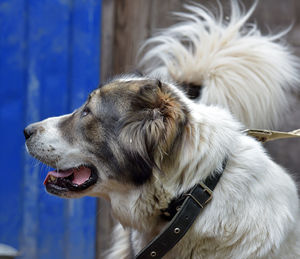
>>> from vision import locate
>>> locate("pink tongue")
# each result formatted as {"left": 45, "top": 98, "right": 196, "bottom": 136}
{"left": 72, "top": 167, "right": 91, "bottom": 185}
{"left": 44, "top": 167, "right": 92, "bottom": 185}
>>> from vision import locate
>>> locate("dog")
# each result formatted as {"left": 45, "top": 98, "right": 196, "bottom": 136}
{"left": 24, "top": 1, "right": 300, "bottom": 258}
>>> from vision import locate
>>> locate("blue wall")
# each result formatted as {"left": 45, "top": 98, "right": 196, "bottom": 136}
{"left": 0, "top": 0, "right": 101, "bottom": 258}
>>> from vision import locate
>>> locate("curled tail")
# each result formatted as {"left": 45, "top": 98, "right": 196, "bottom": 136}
{"left": 138, "top": 0, "right": 300, "bottom": 128}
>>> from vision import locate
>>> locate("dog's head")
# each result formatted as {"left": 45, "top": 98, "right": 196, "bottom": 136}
{"left": 24, "top": 76, "right": 190, "bottom": 199}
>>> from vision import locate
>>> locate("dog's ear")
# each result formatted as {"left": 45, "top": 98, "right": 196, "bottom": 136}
{"left": 119, "top": 80, "right": 188, "bottom": 185}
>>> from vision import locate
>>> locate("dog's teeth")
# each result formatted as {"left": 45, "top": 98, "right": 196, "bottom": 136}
{"left": 50, "top": 175, "right": 56, "bottom": 181}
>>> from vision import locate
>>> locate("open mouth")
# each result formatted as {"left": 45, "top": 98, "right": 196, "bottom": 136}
{"left": 44, "top": 165, "right": 98, "bottom": 194}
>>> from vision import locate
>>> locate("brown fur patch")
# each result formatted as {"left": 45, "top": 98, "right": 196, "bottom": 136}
{"left": 118, "top": 80, "right": 190, "bottom": 182}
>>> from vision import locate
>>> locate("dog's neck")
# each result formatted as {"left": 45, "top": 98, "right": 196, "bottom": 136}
{"left": 106, "top": 106, "right": 238, "bottom": 234}
{"left": 96, "top": 105, "right": 240, "bottom": 259}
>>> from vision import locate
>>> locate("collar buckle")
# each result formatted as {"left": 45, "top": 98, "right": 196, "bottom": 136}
{"left": 136, "top": 158, "right": 228, "bottom": 259}
{"left": 199, "top": 182, "right": 213, "bottom": 204}
{"left": 184, "top": 182, "right": 213, "bottom": 209}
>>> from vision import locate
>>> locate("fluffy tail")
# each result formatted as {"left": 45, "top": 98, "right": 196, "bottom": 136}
{"left": 138, "top": 0, "right": 300, "bottom": 129}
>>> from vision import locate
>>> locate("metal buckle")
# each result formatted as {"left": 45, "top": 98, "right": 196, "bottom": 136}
{"left": 199, "top": 182, "right": 213, "bottom": 204}
{"left": 184, "top": 183, "right": 213, "bottom": 209}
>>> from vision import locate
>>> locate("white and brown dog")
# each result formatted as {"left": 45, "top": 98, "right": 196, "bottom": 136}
{"left": 24, "top": 1, "right": 300, "bottom": 258}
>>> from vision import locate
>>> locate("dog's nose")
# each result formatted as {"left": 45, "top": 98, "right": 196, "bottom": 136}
{"left": 24, "top": 125, "right": 36, "bottom": 140}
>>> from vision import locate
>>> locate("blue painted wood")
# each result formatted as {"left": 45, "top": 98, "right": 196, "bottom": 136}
{"left": 0, "top": 0, "right": 101, "bottom": 258}
{"left": 22, "top": 1, "right": 71, "bottom": 258}
{"left": 0, "top": 0, "right": 26, "bottom": 252}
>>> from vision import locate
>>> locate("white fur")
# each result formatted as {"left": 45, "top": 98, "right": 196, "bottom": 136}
{"left": 104, "top": 98, "right": 300, "bottom": 258}
{"left": 103, "top": 223, "right": 131, "bottom": 259}
{"left": 139, "top": 0, "right": 300, "bottom": 128}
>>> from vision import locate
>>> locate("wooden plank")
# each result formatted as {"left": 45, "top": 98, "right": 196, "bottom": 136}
{"left": 150, "top": 0, "right": 184, "bottom": 30}
{"left": 113, "top": 0, "right": 153, "bottom": 74}
{"left": 100, "top": 0, "right": 115, "bottom": 81}
{"left": 251, "top": 0, "right": 295, "bottom": 28}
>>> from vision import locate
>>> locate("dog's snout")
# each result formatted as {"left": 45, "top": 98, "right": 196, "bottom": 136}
{"left": 24, "top": 125, "right": 45, "bottom": 140}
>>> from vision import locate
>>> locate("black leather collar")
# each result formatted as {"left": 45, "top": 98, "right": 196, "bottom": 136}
{"left": 135, "top": 158, "right": 228, "bottom": 259}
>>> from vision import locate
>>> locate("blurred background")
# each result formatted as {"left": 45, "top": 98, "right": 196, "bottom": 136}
{"left": 0, "top": 0, "right": 299, "bottom": 258}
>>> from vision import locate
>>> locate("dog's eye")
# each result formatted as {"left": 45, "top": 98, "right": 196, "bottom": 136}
{"left": 81, "top": 107, "right": 90, "bottom": 117}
